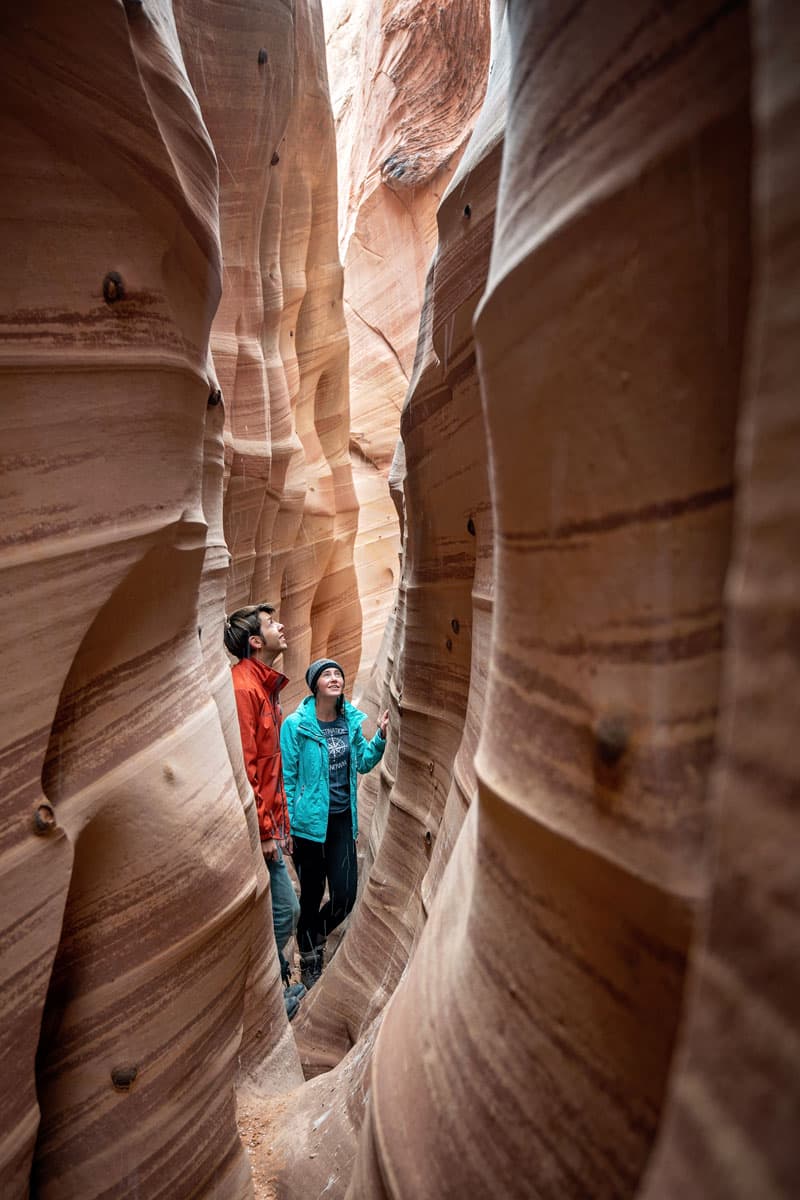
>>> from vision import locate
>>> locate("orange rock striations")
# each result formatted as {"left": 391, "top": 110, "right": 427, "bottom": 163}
{"left": 324, "top": 0, "right": 491, "bottom": 692}
{"left": 0, "top": 1, "right": 259, "bottom": 1195}
{"left": 639, "top": 3, "right": 800, "bottom": 1196}
{"left": 2, "top": 2, "right": 799, "bottom": 1199}
{"left": 346, "top": 2, "right": 759, "bottom": 1198}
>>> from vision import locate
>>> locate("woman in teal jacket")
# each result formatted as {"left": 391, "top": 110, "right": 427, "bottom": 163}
{"left": 281, "top": 658, "right": 388, "bottom": 987}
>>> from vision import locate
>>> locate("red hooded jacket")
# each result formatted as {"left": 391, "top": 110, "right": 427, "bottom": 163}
{"left": 231, "top": 657, "right": 290, "bottom": 844}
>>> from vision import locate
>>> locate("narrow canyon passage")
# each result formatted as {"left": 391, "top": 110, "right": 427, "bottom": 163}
{"left": 0, "top": 2, "right": 797, "bottom": 1199}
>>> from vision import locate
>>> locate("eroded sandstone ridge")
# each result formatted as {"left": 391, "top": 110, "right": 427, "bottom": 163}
{"left": 0, "top": 2, "right": 259, "bottom": 1193}
{"left": 1, "top": 1, "right": 799, "bottom": 1199}
{"left": 637, "top": 3, "right": 800, "bottom": 1194}
{"left": 347, "top": 0, "right": 752, "bottom": 1190}
{"left": 0, "top": 0, "right": 339, "bottom": 1194}
{"left": 324, "top": 0, "right": 491, "bottom": 689}
{"left": 256, "top": 1, "right": 799, "bottom": 1197}
{"left": 188, "top": 0, "right": 362, "bottom": 707}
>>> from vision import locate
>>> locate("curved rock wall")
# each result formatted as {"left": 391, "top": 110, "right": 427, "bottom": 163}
{"left": 323, "top": 0, "right": 491, "bottom": 691}
{"left": 174, "top": 0, "right": 307, "bottom": 1094}
{"left": 345, "top": 1, "right": 758, "bottom": 1197}
{"left": 638, "top": 3, "right": 800, "bottom": 1195}
{"left": 290, "top": 1, "right": 510, "bottom": 1081}
{"left": 266, "top": 0, "right": 362, "bottom": 704}
{"left": 0, "top": 0, "right": 337, "bottom": 1193}
{"left": 198, "top": 0, "right": 361, "bottom": 707}
{"left": 0, "top": 2, "right": 260, "bottom": 1195}
{"left": 2, "top": 1, "right": 799, "bottom": 1198}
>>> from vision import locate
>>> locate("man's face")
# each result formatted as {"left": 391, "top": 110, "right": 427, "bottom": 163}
{"left": 257, "top": 611, "right": 287, "bottom": 656}
{"left": 316, "top": 666, "right": 344, "bottom": 698}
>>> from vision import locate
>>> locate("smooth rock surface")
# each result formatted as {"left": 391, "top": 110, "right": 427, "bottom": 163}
{"left": 346, "top": 2, "right": 754, "bottom": 1196}
{"left": 2, "top": 2, "right": 798, "bottom": 1198}
{"left": 292, "top": 1, "right": 509, "bottom": 1083}
{"left": 0, "top": 0, "right": 343, "bottom": 1193}
{"left": 323, "top": 0, "right": 491, "bottom": 690}
{"left": 175, "top": 0, "right": 306, "bottom": 1100}
{"left": 0, "top": 2, "right": 257, "bottom": 1195}
{"left": 638, "top": 3, "right": 800, "bottom": 1196}
{"left": 201, "top": 0, "right": 362, "bottom": 709}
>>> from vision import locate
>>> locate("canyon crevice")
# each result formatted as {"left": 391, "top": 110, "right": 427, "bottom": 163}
{"left": 0, "top": 2, "right": 797, "bottom": 1199}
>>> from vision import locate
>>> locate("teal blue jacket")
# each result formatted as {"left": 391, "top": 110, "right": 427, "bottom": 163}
{"left": 280, "top": 695, "right": 386, "bottom": 842}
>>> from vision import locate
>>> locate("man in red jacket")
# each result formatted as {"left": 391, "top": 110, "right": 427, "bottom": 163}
{"left": 224, "top": 602, "right": 304, "bottom": 1018}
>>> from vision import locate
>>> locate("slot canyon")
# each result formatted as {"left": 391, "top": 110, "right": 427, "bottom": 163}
{"left": 0, "top": 0, "right": 798, "bottom": 1197}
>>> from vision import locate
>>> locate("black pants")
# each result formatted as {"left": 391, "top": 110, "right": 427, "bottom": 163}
{"left": 292, "top": 808, "right": 357, "bottom": 954}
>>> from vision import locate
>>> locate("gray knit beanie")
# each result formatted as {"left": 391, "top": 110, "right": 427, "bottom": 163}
{"left": 306, "top": 658, "right": 345, "bottom": 692}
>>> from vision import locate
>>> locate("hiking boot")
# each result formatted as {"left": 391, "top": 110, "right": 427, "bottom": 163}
{"left": 299, "top": 946, "right": 325, "bottom": 990}
{"left": 284, "top": 986, "right": 304, "bottom": 1021}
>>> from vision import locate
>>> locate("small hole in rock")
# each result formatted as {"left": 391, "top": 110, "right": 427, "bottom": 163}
{"left": 102, "top": 272, "right": 124, "bottom": 304}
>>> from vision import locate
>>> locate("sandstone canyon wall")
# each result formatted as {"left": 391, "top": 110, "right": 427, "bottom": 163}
{"left": 637, "top": 3, "right": 800, "bottom": 1194}
{"left": 194, "top": 0, "right": 362, "bottom": 708}
{"left": 0, "top": 2, "right": 260, "bottom": 1194}
{"left": 341, "top": 4, "right": 797, "bottom": 1199}
{"left": 174, "top": 0, "right": 316, "bottom": 1097}
{"left": 285, "top": 0, "right": 510, "bottom": 1084}
{"left": 0, "top": 0, "right": 344, "bottom": 1194}
{"left": 2, "top": 2, "right": 799, "bottom": 1199}
{"left": 323, "top": 0, "right": 491, "bottom": 692}
{"left": 259, "top": 0, "right": 797, "bottom": 1197}
{"left": 340, "top": 4, "right": 751, "bottom": 1196}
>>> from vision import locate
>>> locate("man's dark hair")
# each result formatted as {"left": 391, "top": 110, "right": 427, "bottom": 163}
{"left": 224, "top": 603, "right": 275, "bottom": 660}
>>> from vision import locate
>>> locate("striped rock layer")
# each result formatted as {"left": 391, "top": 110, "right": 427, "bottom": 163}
{"left": 339, "top": 3, "right": 798, "bottom": 1200}
{"left": 638, "top": 2, "right": 800, "bottom": 1196}
{"left": 288, "top": 0, "right": 510, "bottom": 1081}
{"left": 0, "top": 0, "right": 339, "bottom": 1194}
{"left": 0, "top": 2, "right": 255, "bottom": 1195}
{"left": 323, "top": 0, "right": 491, "bottom": 692}
{"left": 342, "top": 2, "right": 755, "bottom": 1197}
{"left": 196, "top": 0, "right": 363, "bottom": 708}
{"left": 2, "top": 1, "right": 799, "bottom": 1199}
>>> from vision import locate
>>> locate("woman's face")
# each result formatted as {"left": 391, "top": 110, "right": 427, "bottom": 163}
{"left": 316, "top": 666, "right": 344, "bottom": 698}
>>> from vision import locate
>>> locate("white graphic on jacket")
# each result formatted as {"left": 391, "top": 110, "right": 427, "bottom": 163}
{"left": 320, "top": 716, "right": 351, "bottom": 813}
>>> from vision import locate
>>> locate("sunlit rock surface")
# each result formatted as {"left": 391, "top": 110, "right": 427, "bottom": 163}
{"left": 203, "top": 0, "right": 362, "bottom": 709}
{"left": 323, "top": 0, "right": 491, "bottom": 690}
